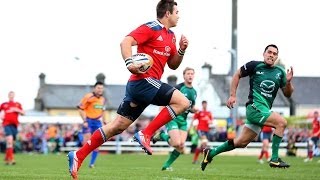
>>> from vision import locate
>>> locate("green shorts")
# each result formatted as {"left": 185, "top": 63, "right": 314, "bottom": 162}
{"left": 165, "top": 116, "right": 187, "bottom": 131}
{"left": 246, "top": 103, "right": 272, "bottom": 127}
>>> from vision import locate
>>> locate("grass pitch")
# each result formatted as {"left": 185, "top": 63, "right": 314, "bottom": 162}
{"left": 0, "top": 153, "right": 319, "bottom": 180}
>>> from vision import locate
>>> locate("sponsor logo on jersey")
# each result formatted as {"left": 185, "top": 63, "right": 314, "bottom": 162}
{"left": 165, "top": 46, "right": 171, "bottom": 52}
{"left": 256, "top": 71, "right": 264, "bottom": 75}
{"left": 156, "top": 35, "right": 163, "bottom": 41}
{"left": 260, "top": 80, "right": 275, "bottom": 98}
{"left": 153, "top": 49, "right": 170, "bottom": 57}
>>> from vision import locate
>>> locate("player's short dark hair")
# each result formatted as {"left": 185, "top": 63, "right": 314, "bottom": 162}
{"left": 94, "top": 81, "right": 104, "bottom": 87}
{"left": 156, "top": 0, "right": 177, "bottom": 19}
{"left": 202, "top": 100, "right": 207, "bottom": 104}
{"left": 264, "top": 44, "right": 278, "bottom": 53}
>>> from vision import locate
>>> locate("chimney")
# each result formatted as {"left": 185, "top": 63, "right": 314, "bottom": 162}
{"left": 96, "top": 73, "right": 105, "bottom": 84}
{"left": 39, "top": 73, "right": 46, "bottom": 87}
{"left": 167, "top": 75, "right": 177, "bottom": 86}
{"left": 201, "top": 62, "right": 212, "bottom": 81}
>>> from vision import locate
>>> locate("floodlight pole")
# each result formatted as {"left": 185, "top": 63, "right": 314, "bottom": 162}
{"left": 230, "top": 0, "right": 238, "bottom": 132}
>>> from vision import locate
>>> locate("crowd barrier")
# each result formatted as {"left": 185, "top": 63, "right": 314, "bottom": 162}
{"left": 60, "top": 141, "right": 308, "bottom": 156}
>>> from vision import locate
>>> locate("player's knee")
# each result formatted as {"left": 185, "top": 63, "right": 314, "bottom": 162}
{"left": 278, "top": 118, "right": 287, "bottom": 129}
{"left": 179, "top": 97, "right": 190, "bottom": 112}
{"left": 177, "top": 145, "right": 184, "bottom": 152}
{"left": 179, "top": 143, "right": 185, "bottom": 149}
{"left": 171, "top": 141, "right": 180, "bottom": 148}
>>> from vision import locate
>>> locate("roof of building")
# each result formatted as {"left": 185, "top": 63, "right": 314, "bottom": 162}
{"left": 290, "top": 76, "right": 320, "bottom": 105}
{"left": 35, "top": 84, "right": 125, "bottom": 110}
{"left": 209, "top": 74, "right": 290, "bottom": 107}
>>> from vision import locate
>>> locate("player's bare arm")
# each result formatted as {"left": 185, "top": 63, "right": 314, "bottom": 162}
{"left": 102, "top": 111, "right": 107, "bottom": 125}
{"left": 120, "top": 36, "right": 145, "bottom": 74}
{"left": 227, "top": 69, "right": 241, "bottom": 109}
{"left": 78, "top": 109, "right": 87, "bottom": 122}
{"left": 189, "top": 106, "right": 198, "bottom": 113}
{"left": 282, "top": 66, "right": 294, "bottom": 98}
{"left": 10, "top": 107, "right": 25, "bottom": 115}
{"left": 167, "top": 35, "right": 189, "bottom": 70}
{"left": 18, "top": 108, "right": 25, "bottom": 115}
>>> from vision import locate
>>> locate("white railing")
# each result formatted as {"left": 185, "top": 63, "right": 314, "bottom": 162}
{"left": 60, "top": 141, "right": 308, "bottom": 156}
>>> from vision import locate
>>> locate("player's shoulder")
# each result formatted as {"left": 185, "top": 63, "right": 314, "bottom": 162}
{"left": 243, "top": 60, "right": 263, "bottom": 70}
{"left": 250, "top": 60, "right": 264, "bottom": 67}
{"left": 84, "top": 92, "right": 94, "bottom": 98}
{"left": 175, "top": 82, "right": 185, "bottom": 90}
{"left": 0, "top": 101, "right": 9, "bottom": 106}
{"left": 144, "top": 20, "right": 163, "bottom": 31}
{"left": 15, "top": 102, "right": 22, "bottom": 106}
{"left": 274, "top": 64, "right": 286, "bottom": 73}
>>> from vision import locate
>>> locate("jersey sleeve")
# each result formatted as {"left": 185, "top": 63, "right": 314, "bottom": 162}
{"left": 175, "top": 83, "right": 184, "bottom": 91}
{"left": 191, "top": 89, "right": 197, "bottom": 106}
{"left": 278, "top": 66, "right": 287, "bottom": 88}
{"left": 193, "top": 112, "right": 199, "bottom": 119}
{"left": 240, "top": 61, "right": 261, "bottom": 77}
{"left": 77, "top": 93, "right": 91, "bottom": 110}
{"left": 169, "top": 33, "right": 178, "bottom": 57}
{"left": 128, "top": 24, "right": 154, "bottom": 45}
{"left": 17, "top": 102, "right": 23, "bottom": 110}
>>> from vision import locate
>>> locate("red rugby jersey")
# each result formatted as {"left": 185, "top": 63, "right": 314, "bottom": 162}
{"left": 193, "top": 110, "right": 213, "bottom": 132}
{"left": 312, "top": 118, "right": 320, "bottom": 137}
{"left": 261, "top": 126, "right": 273, "bottom": 133}
{"left": 128, "top": 20, "right": 178, "bottom": 81}
{"left": 0, "top": 101, "right": 23, "bottom": 127}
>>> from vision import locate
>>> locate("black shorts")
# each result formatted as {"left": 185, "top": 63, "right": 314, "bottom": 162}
{"left": 117, "top": 77, "right": 175, "bottom": 121}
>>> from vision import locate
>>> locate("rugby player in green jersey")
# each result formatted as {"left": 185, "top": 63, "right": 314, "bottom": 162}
{"left": 153, "top": 67, "right": 197, "bottom": 170}
{"left": 201, "top": 44, "right": 294, "bottom": 171}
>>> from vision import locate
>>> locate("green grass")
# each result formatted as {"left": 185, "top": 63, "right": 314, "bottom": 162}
{"left": 0, "top": 153, "right": 319, "bottom": 180}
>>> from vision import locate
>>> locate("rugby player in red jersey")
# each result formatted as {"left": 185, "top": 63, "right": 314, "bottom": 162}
{"left": 304, "top": 111, "right": 320, "bottom": 162}
{"left": 191, "top": 101, "right": 213, "bottom": 164}
{"left": 258, "top": 126, "right": 273, "bottom": 164}
{"left": 67, "top": 0, "right": 189, "bottom": 179}
{"left": 0, "top": 91, "right": 25, "bottom": 165}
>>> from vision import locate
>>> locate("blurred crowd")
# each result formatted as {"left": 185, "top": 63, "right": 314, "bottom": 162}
{"left": 0, "top": 119, "right": 311, "bottom": 154}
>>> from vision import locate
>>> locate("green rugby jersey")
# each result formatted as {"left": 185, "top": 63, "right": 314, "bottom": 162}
{"left": 175, "top": 82, "right": 197, "bottom": 120}
{"left": 240, "top": 61, "right": 287, "bottom": 109}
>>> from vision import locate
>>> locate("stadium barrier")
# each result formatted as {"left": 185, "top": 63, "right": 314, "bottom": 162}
{"left": 60, "top": 141, "right": 308, "bottom": 157}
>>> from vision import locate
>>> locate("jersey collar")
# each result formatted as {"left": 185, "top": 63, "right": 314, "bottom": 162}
{"left": 156, "top": 19, "right": 165, "bottom": 29}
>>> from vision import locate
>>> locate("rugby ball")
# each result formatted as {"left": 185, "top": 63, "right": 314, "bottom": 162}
{"left": 132, "top": 53, "right": 153, "bottom": 72}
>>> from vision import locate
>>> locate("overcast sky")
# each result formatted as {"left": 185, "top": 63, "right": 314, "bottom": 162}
{"left": 1, "top": 0, "right": 319, "bottom": 110}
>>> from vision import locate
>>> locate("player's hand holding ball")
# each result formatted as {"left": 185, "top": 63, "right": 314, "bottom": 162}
{"left": 125, "top": 53, "right": 153, "bottom": 74}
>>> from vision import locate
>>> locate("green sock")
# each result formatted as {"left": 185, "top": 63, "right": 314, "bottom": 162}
{"left": 160, "top": 132, "right": 170, "bottom": 142}
{"left": 162, "top": 149, "right": 180, "bottom": 168}
{"left": 271, "top": 134, "right": 282, "bottom": 160}
{"left": 209, "top": 140, "right": 235, "bottom": 157}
